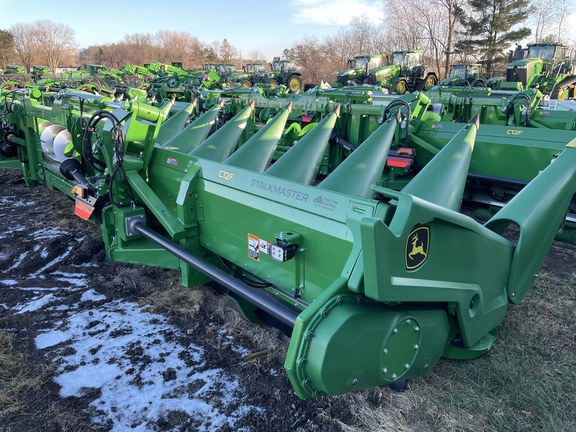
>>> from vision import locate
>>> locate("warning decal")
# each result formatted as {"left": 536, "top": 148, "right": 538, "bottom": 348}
{"left": 248, "top": 233, "right": 260, "bottom": 261}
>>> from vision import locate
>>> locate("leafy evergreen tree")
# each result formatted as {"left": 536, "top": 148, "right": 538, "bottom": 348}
{"left": 455, "top": 0, "right": 532, "bottom": 75}
{"left": 0, "top": 30, "right": 16, "bottom": 71}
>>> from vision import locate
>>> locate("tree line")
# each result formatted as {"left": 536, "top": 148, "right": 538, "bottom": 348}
{"left": 1, "top": 0, "right": 574, "bottom": 83}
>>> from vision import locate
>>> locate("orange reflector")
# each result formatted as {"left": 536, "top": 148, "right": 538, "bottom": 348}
{"left": 75, "top": 200, "right": 94, "bottom": 220}
{"left": 71, "top": 185, "right": 85, "bottom": 199}
{"left": 387, "top": 156, "right": 412, "bottom": 168}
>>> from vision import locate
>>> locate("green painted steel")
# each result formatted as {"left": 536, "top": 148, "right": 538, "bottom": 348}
{"left": 402, "top": 115, "right": 479, "bottom": 210}
{"left": 2, "top": 83, "right": 576, "bottom": 401}
{"left": 265, "top": 106, "right": 340, "bottom": 184}
{"left": 224, "top": 103, "right": 292, "bottom": 171}
{"left": 317, "top": 112, "right": 399, "bottom": 198}
{"left": 189, "top": 101, "right": 255, "bottom": 161}
{"left": 154, "top": 99, "right": 197, "bottom": 145}
{"left": 160, "top": 101, "right": 224, "bottom": 153}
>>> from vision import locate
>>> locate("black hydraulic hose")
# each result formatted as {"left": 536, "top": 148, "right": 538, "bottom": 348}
{"left": 130, "top": 221, "right": 300, "bottom": 327}
{"left": 382, "top": 100, "right": 411, "bottom": 146}
{"left": 330, "top": 131, "right": 357, "bottom": 151}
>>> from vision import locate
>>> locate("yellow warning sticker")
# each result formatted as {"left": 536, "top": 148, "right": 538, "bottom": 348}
{"left": 248, "top": 233, "right": 260, "bottom": 261}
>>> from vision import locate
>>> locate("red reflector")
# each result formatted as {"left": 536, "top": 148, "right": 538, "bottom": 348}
{"left": 75, "top": 200, "right": 94, "bottom": 220}
{"left": 387, "top": 156, "right": 411, "bottom": 168}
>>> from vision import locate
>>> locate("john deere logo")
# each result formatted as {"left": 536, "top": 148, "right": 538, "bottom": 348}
{"left": 405, "top": 227, "right": 429, "bottom": 270}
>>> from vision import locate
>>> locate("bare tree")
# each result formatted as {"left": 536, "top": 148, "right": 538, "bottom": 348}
{"left": 34, "top": 20, "right": 77, "bottom": 73}
{"left": 554, "top": 0, "right": 574, "bottom": 43}
{"left": 347, "top": 15, "right": 378, "bottom": 55}
{"left": 383, "top": 0, "right": 465, "bottom": 78}
{"left": 119, "top": 32, "right": 158, "bottom": 66}
{"left": 9, "top": 22, "right": 38, "bottom": 72}
{"left": 284, "top": 35, "right": 330, "bottom": 84}
{"left": 247, "top": 50, "right": 267, "bottom": 62}
{"left": 155, "top": 30, "right": 204, "bottom": 68}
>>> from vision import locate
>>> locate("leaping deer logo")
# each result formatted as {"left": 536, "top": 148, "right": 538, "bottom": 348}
{"left": 409, "top": 234, "right": 427, "bottom": 260}
{"left": 405, "top": 227, "right": 429, "bottom": 270}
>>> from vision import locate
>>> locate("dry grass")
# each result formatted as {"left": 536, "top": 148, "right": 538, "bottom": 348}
{"left": 0, "top": 331, "right": 43, "bottom": 419}
{"left": 0, "top": 332, "right": 105, "bottom": 431}
{"left": 329, "top": 267, "right": 576, "bottom": 432}
{"left": 138, "top": 265, "right": 575, "bottom": 432}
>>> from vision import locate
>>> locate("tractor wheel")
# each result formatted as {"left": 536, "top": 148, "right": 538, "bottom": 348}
{"left": 424, "top": 74, "right": 437, "bottom": 90}
{"left": 238, "top": 79, "right": 252, "bottom": 88}
{"left": 288, "top": 75, "right": 302, "bottom": 93}
{"left": 472, "top": 79, "right": 486, "bottom": 88}
{"left": 415, "top": 74, "right": 437, "bottom": 91}
{"left": 391, "top": 80, "right": 409, "bottom": 94}
{"left": 351, "top": 78, "right": 363, "bottom": 86}
{"left": 267, "top": 78, "right": 279, "bottom": 89}
{"left": 550, "top": 75, "right": 576, "bottom": 100}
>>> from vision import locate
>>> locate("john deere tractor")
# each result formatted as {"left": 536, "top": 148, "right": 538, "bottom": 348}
{"left": 492, "top": 42, "right": 576, "bottom": 99}
{"left": 358, "top": 50, "right": 438, "bottom": 93}
{"left": 440, "top": 64, "right": 485, "bottom": 88}
{"left": 253, "top": 58, "right": 303, "bottom": 93}
{"left": 335, "top": 54, "right": 384, "bottom": 86}
{"left": 230, "top": 62, "right": 267, "bottom": 88}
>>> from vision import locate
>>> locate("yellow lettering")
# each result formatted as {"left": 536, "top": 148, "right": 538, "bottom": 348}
{"left": 218, "top": 170, "right": 235, "bottom": 181}
{"left": 506, "top": 130, "right": 523, "bottom": 136}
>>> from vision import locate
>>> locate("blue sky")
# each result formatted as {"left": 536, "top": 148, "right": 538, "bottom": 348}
{"left": 0, "top": 0, "right": 383, "bottom": 59}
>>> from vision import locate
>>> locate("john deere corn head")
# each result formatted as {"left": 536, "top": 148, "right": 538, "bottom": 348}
{"left": 2, "top": 86, "right": 576, "bottom": 400}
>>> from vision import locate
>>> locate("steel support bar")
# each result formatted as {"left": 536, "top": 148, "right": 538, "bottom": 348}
{"left": 131, "top": 221, "right": 300, "bottom": 327}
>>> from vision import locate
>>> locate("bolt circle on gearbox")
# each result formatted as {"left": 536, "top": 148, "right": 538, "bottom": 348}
{"left": 405, "top": 226, "right": 430, "bottom": 270}
{"left": 381, "top": 317, "right": 422, "bottom": 381}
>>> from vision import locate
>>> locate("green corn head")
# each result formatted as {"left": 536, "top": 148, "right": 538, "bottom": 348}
{"left": 2, "top": 84, "right": 576, "bottom": 400}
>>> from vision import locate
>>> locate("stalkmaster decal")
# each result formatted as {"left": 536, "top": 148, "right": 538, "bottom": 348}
{"left": 405, "top": 226, "right": 429, "bottom": 270}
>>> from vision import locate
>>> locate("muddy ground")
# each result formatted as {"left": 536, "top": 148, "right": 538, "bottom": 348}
{"left": 0, "top": 167, "right": 368, "bottom": 431}
{"left": 1, "top": 166, "right": 575, "bottom": 432}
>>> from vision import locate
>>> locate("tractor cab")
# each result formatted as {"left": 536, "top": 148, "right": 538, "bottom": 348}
{"left": 272, "top": 59, "right": 296, "bottom": 73}
{"left": 527, "top": 44, "right": 562, "bottom": 62}
{"left": 392, "top": 51, "right": 423, "bottom": 73}
{"left": 244, "top": 63, "right": 266, "bottom": 74}
{"left": 352, "top": 55, "right": 383, "bottom": 72}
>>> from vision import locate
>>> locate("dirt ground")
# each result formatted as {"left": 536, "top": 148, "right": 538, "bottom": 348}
{"left": 0, "top": 167, "right": 365, "bottom": 431}
{"left": 1, "top": 166, "right": 575, "bottom": 432}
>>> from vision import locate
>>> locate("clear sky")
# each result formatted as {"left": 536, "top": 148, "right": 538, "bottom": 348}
{"left": 0, "top": 0, "right": 384, "bottom": 59}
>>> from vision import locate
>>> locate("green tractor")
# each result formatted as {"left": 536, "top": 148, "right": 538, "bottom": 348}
{"left": 491, "top": 42, "right": 576, "bottom": 99}
{"left": 440, "top": 64, "right": 485, "bottom": 88}
{"left": 60, "top": 64, "right": 109, "bottom": 80}
{"left": 367, "top": 50, "right": 438, "bottom": 94}
{"left": 229, "top": 62, "right": 267, "bottom": 88}
{"left": 31, "top": 65, "right": 52, "bottom": 80}
{"left": 254, "top": 58, "right": 303, "bottom": 93}
{"left": 4, "top": 65, "right": 26, "bottom": 74}
{"left": 335, "top": 54, "right": 384, "bottom": 86}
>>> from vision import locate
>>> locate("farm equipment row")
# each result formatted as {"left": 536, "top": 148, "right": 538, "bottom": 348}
{"left": 2, "top": 83, "right": 576, "bottom": 399}
{"left": 2, "top": 57, "right": 304, "bottom": 99}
